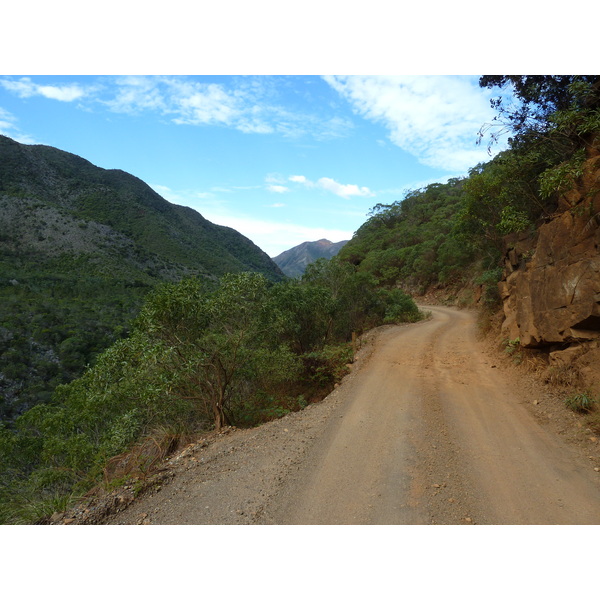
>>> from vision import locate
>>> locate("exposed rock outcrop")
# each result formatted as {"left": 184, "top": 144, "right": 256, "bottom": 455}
{"left": 499, "top": 151, "right": 600, "bottom": 391}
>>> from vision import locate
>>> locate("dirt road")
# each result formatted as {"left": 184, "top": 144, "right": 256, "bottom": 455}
{"left": 104, "top": 306, "right": 600, "bottom": 525}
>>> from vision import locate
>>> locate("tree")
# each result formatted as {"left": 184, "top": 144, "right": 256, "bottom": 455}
{"left": 479, "top": 75, "right": 600, "bottom": 151}
{"left": 139, "top": 273, "right": 300, "bottom": 430}
{"left": 267, "top": 280, "right": 334, "bottom": 353}
{"left": 475, "top": 76, "right": 600, "bottom": 227}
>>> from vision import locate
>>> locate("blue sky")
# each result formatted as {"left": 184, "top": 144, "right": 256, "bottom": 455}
{"left": 0, "top": 74, "right": 508, "bottom": 256}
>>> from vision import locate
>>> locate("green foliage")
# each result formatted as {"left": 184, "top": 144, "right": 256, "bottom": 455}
{"left": 339, "top": 179, "right": 479, "bottom": 291}
{"left": 503, "top": 337, "right": 521, "bottom": 355}
{"left": 478, "top": 76, "right": 600, "bottom": 147}
{"left": 266, "top": 280, "right": 334, "bottom": 353}
{"left": 0, "top": 256, "right": 147, "bottom": 421}
{"left": 564, "top": 391, "right": 597, "bottom": 414}
{"left": 539, "top": 149, "right": 586, "bottom": 199}
{"left": 476, "top": 76, "right": 600, "bottom": 235}
{"left": 475, "top": 268, "right": 503, "bottom": 307}
{"left": 459, "top": 151, "right": 546, "bottom": 249}
{"left": 379, "top": 288, "right": 421, "bottom": 323}
{"left": 302, "top": 344, "right": 354, "bottom": 389}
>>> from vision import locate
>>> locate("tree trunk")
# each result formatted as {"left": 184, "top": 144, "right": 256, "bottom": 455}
{"left": 214, "top": 402, "right": 226, "bottom": 431}
{"left": 213, "top": 386, "right": 231, "bottom": 430}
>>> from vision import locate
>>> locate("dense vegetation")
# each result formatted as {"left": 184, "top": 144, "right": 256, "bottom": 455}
{"left": 0, "top": 135, "right": 283, "bottom": 421}
{"left": 0, "top": 263, "right": 420, "bottom": 523}
{"left": 0, "top": 261, "right": 146, "bottom": 420}
{"left": 339, "top": 178, "right": 482, "bottom": 292}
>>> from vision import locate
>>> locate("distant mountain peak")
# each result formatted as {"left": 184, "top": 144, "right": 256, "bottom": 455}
{"left": 273, "top": 238, "right": 349, "bottom": 278}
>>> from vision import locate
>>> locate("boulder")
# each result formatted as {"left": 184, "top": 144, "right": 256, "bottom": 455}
{"left": 499, "top": 156, "right": 600, "bottom": 349}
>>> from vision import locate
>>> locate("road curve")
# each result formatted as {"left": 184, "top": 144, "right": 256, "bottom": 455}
{"left": 260, "top": 306, "right": 600, "bottom": 525}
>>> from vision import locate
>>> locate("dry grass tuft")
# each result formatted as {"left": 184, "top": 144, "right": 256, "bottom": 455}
{"left": 102, "top": 426, "right": 193, "bottom": 486}
{"left": 521, "top": 349, "right": 548, "bottom": 374}
{"left": 544, "top": 363, "right": 582, "bottom": 387}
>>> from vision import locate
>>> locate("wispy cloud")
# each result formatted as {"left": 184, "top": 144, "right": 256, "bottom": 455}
{"left": 0, "top": 107, "right": 36, "bottom": 143}
{"left": 0, "top": 75, "right": 351, "bottom": 141}
{"left": 131, "top": 75, "right": 352, "bottom": 139}
{"left": 150, "top": 183, "right": 223, "bottom": 208}
{"left": 0, "top": 77, "right": 88, "bottom": 102}
{"left": 324, "top": 75, "right": 499, "bottom": 172}
{"left": 289, "top": 174, "right": 374, "bottom": 199}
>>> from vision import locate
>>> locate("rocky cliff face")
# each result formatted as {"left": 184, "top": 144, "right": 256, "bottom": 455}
{"left": 499, "top": 149, "right": 600, "bottom": 390}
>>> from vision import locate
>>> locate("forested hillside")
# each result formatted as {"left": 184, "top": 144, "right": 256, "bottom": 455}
{"left": 0, "top": 135, "right": 283, "bottom": 420}
{"left": 338, "top": 178, "right": 483, "bottom": 293}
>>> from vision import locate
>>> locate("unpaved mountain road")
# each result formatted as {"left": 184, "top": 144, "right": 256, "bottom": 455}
{"left": 104, "top": 306, "right": 600, "bottom": 525}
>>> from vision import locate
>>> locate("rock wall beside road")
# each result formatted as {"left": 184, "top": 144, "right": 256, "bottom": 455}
{"left": 499, "top": 150, "right": 600, "bottom": 391}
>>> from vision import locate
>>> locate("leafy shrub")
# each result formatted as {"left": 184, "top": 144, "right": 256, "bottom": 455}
{"left": 564, "top": 391, "right": 597, "bottom": 413}
{"left": 379, "top": 288, "right": 421, "bottom": 323}
{"left": 539, "top": 149, "right": 586, "bottom": 199}
{"left": 503, "top": 337, "right": 521, "bottom": 355}
{"left": 302, "top": 344, "right": 354, "bottom": 388}
{"left": 475, "top": 268, "right": 503, "bottom": 307}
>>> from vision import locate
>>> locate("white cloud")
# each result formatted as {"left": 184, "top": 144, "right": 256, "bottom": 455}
{"left": 324, "top": 75, "right": 499, "bottom": 172}
{"left": 0, "top": 77, "right": 87, "bottom": 102}
{"left": 268, "top": 203, "right": 286, "bottom": 208}
{"left": 316, "top": 177, "right": 374, "bottom": 199}
{"left": 289, "top": 173, "right": 374, "bottom": 199}
{"left": 289, "top": 174, "right": 312, "bottom": 185}
{"left": 267, "top": 184, "right": 289, "bottom": 194}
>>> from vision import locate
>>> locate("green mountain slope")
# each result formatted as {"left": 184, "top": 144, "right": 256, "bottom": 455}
{"left": 0, "top": 135, "right": 283, "bottom": 280}
{"left": 338, "top": 180, "right": 484, "bottom": 292}
{"left": 0, "top": 135, "right": 284, "bottom": 420}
